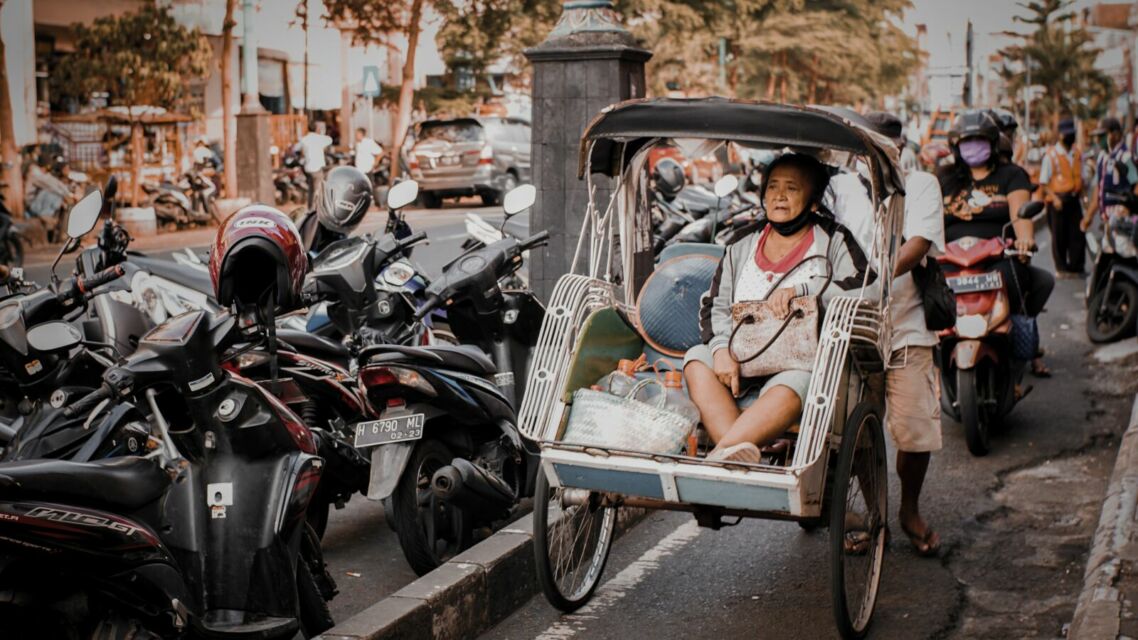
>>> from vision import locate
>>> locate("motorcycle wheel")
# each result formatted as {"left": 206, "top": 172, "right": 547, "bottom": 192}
{"left": 391, "top": 438, "right": 472, "bottom": 576}
{"left": 1087, "top": 281, "right": 1138, "bottom": 343}
{"left": 91, "top": 616, "right": 161, "bottom": 640}
{"left": 958, "top": 368, "right": 991, "bottom": 457}
{"left": 3, "top": 235, "right": 23, "bottom": 267}
{"left": 419, "top": 191, "right": 443, "bottom": 209}
{"left": 297, "top": 523, "right": 336, "bottom": 637}
{"left": 483, "top": 173, "right": 518, "bottom": 207}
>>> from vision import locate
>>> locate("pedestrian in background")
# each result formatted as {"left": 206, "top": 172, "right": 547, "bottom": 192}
{"left": 353, "top": 128, "right": 384, "bottom": 174}
{"left": 866, "top": 111, "right": 945, "bottom": 557}
{"left": 1084, "top": 117, "right": 1138, "bottom": 233}
{"left": 1040, "top": 118, "right": 1085, "bottom": 276}
{"left": 300, "top": 121, "right": 332, "bottom": 208}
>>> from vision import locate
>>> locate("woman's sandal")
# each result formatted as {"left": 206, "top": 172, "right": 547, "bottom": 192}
{"left": 900, "top": 522, "right": 941, "bottom": 558}
{"left": 1030, "top": 358, "right": 1052, "bottom": 378}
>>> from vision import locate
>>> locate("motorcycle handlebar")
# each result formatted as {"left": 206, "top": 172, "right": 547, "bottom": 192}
{"left": 519, "top": 230, "right": 550, "bottom": 252}
{"left": 60, "top": 265, "right": 125, "bottom": 302}
{"left": 413, "top": 294, "right": 442, "bottom": 322}
{"left": 399, "top": 230, "right": 428, "bottom": 250}
{"left": 63, "top": 384, "right": 112, "bottom": 418}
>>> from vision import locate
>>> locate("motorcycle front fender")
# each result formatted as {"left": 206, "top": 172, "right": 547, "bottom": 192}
{"left": 366, "top": 442, "right": 415, "bottom": 501}
{"left": 951, "top": 339, "right": 999, "bottom": 370}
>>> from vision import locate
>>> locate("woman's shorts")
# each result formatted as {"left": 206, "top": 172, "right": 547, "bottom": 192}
{"left": 683, "top": 344, "right": 811, "bottom": 406}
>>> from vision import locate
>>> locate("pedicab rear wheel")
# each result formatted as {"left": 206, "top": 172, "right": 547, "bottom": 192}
{"left": 829, "top": 401, "right": 887, "bottom": 640}
{"left": 533, "top": 468, "right": 617, "bottom": 612}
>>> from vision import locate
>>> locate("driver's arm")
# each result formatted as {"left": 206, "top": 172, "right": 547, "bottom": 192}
{"left": 1008, "top": 189, "right": 1033, "bottom": 248}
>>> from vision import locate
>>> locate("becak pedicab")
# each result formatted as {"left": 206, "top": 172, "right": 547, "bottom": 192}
{"left": 516, "top": 97, "right": 907, "bottom": 639}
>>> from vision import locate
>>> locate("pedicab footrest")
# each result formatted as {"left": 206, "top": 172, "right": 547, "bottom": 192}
{"left": 542, "top": 445, "right": 802, "bottom": 516}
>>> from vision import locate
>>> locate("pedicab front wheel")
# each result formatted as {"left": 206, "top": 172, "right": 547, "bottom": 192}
{"left": 829, "top": 401, "right": 887, "bottom": 640}
{"left": 533, "top": 468, "right": 617, "bottom": 612}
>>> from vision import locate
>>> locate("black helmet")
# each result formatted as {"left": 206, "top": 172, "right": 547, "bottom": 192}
{"left": 652, "top": 157, "right": 685, "bottom": 201}
{"left": 988, "top": 108, "right": 1019, "bottom": 134}
{"left": 949, "top": 110, "right": 1000, "bottom": 166}
{"left": 317, "top": 166, "right": 372, "bottom": 234}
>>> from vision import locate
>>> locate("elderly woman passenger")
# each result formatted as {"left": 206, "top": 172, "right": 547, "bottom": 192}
{"left": 684, "top": 153, "right": 875, "bottom": 463}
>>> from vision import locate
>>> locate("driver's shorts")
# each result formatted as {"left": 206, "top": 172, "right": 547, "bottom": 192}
{"left": 885, "top": 346, "right": 943, "bottom": 453}
{"left": 683, "top": 344, "right": 811, "bottom": 406}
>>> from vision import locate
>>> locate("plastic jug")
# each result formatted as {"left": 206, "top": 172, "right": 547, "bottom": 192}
{"left": 663, "top": 371, "right": 701, "bottom": 424}
{"left": 595, "top": 358, "right": 639, "bottom": 397}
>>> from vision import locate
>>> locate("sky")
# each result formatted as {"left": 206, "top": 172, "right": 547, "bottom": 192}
{"left": 901, "top": 0, "right": 1101, "bottom": 107}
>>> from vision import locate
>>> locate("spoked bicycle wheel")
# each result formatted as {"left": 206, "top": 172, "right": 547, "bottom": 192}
{"left": 829, "top": 401, "right": 887, "bottom": 640}
{"left": 533, "top": 468, "right": 616, "bottom": 612}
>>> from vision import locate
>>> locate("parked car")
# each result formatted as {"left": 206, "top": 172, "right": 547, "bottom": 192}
{"left": 407, "top": 117, "right": 531, "bottom": 209}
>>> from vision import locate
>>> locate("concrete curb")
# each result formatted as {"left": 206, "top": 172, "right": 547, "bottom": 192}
{"left": 316, "top": 507, "right": 646, "bottom": 640}
{"left": 1069, "top": 394, "right": 1138, "bottom": 640}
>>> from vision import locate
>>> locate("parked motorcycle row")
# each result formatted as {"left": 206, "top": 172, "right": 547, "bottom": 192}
{"left": 0, "top": 170, "right": 548, "bottom": 637}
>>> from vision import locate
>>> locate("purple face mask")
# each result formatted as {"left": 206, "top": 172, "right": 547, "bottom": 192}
{"left": 959, "top": 139, "right": 992, "bottom": 167}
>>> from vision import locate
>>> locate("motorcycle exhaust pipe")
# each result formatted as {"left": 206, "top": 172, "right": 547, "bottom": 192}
{"left": 431, "top": 458, "right": 516, "bottom": 521}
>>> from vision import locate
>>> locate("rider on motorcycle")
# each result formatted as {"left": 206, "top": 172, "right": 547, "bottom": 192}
{"left": 296, "top": 165, "right": 373, "bottom": 257}
{"left": 937, "top": 110, "right": 1055, "bottom": 381}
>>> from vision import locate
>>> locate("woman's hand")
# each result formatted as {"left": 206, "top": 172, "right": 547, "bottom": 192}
{"left": 1013, "top": 236, "right": 1035, "bottom": 263}
{"left": 767, "top": 287, "right": 797, "bottom": 319}
{"left": 712, "top": 348, "right": 740, "bottom": 397}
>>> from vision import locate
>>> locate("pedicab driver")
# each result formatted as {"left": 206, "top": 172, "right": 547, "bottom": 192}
{"left": 864, "top": 111, "right": 945, "bottom": 557}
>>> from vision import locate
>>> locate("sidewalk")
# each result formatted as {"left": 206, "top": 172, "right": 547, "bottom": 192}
{"left": 1070, "top": 391, "right": 1138, "bottom": 639}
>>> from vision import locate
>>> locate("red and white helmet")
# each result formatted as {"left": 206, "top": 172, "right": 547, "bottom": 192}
{"left": 209, "top": 205, "right": 307, "bottom": 311}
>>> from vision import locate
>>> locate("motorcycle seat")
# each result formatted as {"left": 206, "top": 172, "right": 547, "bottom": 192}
{"left": 277, "top": 329, "right": 350, "bottom": 364}
{"left": 0, "top": 456, "right": 169, "bottom": 511}
{"left": 363, "top": 343, "right": 496, "bottom": 375}
{"left": 130, "top": 255, "right": 215, "bottom": 296}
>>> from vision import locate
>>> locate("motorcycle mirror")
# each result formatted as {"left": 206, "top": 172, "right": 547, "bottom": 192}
{"left": 387, "top": 180, "right": 419, "bottom": 211}
{"left": 713, "top": 175, "right": 739, "bottom": 199}
{"left": 502, "top": 184, "right": 536, "bottom": 217}
{"left": 27, "top": 321, "right": 83, "bottom": 354}
{"left": 1017, "top": 200, "right": 1045, "bottom": 221}
{"left": 66, "top": 190, "right": 103, "bottom": 239}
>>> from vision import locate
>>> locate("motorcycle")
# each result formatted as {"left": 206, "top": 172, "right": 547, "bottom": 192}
{"left": 1086, "top": 190, "right": 1138, "bottom": 343}
{"left": 937, "top": 201, "right": 1045, "bottom": 456}
{"left": 344, "top": 184, "right": 546, "bottom": 575}
{"left": 145, "top": 168, "right": 223, "bottom": 229}
{"left": 0, "top": 306, "right": 337, "bottom": 638}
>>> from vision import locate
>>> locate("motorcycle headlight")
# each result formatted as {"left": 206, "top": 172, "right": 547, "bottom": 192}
{"left": 382, "top": 263, "right": 415, "bottom": 287}
{"left": 956, "top": 314, "right": 987, "bottom": 339}
{"left": 1112, "top": 230, "right": 1138, "bottom": 259}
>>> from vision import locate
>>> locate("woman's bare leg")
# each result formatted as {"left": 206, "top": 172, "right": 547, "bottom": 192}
{"left": 714, "top": 386, "right": 802, "bottom": 449}
{"left": 684, "top": 361, "right": 739, "bottom": 443}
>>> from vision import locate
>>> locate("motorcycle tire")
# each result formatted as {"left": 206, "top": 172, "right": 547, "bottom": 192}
{"left": 391, "top": 438, "right": 472, "bottom": 576}
{"left": 307, "top": 499, "right": 331, "bottom": 539}
{"left": 1087, "top": 280, "right": 1138, "bottom": 343}
{"left": 297, "top": 523, "right": 336, "bottom": 637}
{"left": 3, "top": 236, "right": 22, "bottom": 267}
{"left": 419, "top": 191, "right": 443, "bottom": 209}
{"left": 91, "top": 616, "right": 161, "bottom": 640}
{"left": 958, "top": 368, "right": 991, "bottom": 457}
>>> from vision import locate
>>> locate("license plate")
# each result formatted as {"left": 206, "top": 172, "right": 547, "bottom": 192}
{"left": 353, "top": 412, "right": 425, "bottom": 448}
{"left": 439, "top": 155, "right": 461, "bottom": 166}
{"left": 946, "top": 272, "right": 1002, "bottom": 294}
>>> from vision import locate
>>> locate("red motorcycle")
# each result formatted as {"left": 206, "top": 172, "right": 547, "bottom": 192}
{"left": 937, "top": 201, "right": 1044, "bottom": 456}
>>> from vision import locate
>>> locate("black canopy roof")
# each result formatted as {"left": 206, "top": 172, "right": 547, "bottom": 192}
{"left": 577, "top": 97, "right": 904, "bottom": 196}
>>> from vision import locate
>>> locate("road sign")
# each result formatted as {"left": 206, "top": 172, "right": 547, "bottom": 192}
{"left": 362, "top": 65, "right": 382, "bottom": 98}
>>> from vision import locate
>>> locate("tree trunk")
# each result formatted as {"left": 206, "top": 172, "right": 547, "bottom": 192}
{"left": 388, "top": 0, "right": 424, "bottom": 186}
{"left": 221, "top": 0, "right": 237, "bottom": 198}
{"left": 765, "top": 52, "right": 778, "bottom": 100}
{"left": 807, "top": 54, "right": 819, "bottom": 104}
{"left": 130, "top": 121, "right": 142, "bottom": 207}
{"left": 0, "top": 0, "right": 25, "bottom": 219}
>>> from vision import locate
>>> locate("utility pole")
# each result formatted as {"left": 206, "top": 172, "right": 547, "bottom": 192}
{"left": 237, "top": 0, "right": 273, "bottom": 203}
{"left": 964, "top": 20, "right": 974, "bottom": 107}
{"left": 240, "top": 0, "right": 262, "bottom": 113}
{"left": 718, "top": 38, "right": 727, "bottom": 94}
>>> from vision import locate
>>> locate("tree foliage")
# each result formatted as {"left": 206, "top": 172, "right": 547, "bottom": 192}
{"left": 429, "top": 0, "right": 918, "bottom": 105}
{"left": 997, "top": 0, "right": 1114, "bottom": 125}
{"left": 51, "top": 5, "right": 211, "bottom": 112}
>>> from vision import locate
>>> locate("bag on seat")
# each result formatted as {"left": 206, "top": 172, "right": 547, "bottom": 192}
{"left": 562, "top": 379, "right": 695, "bottom": 454}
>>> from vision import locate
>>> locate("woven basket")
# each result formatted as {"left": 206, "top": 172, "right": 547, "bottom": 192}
{"left": 561, "top": 379, "right": 695, "bottom": 454}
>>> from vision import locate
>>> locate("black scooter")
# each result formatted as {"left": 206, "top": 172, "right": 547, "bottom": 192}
{"left": 1086, "top": 190, "right": 1138, "bottom": 342}
{"left": 0, "top": 306, "right": 337, "bottom": 638}
{"left": 346, "top": 185, "right": 546, "bottom": 575}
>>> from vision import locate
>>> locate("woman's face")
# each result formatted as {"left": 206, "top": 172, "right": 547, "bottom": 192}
{"left": 763, "top": 164, "right": 812, "bottom": 222}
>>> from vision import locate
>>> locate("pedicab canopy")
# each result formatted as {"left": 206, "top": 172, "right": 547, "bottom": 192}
{"left": 578, "top": 97, "right": 905, "bottom": 201}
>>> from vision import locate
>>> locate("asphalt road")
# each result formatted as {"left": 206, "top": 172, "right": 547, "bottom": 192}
{"left": 480, "top": 228, "right": 1136, "bottom": 640}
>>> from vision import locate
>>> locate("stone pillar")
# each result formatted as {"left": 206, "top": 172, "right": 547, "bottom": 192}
{"left": 236, "top": 0, "right": 272, "bottom": 204}
{"left": 524, "top": 1, "right": 651, "bottom": 303}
